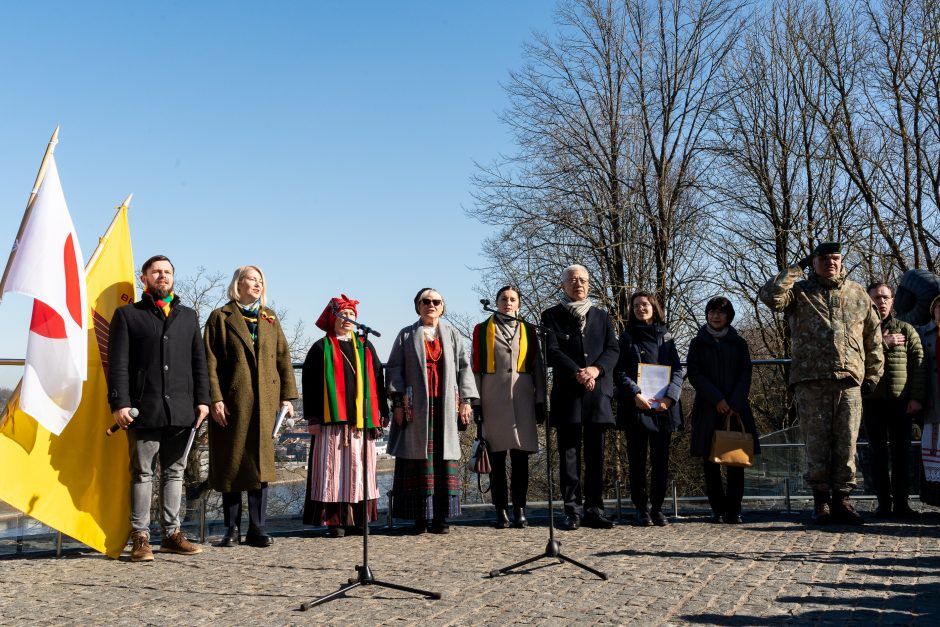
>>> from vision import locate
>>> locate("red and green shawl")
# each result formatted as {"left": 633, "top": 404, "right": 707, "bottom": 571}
{"left": 472, "top": 315, "right": 536, "bottom": 374}
{"left": 322, "top": 334, "right": 381, "bottom": 428}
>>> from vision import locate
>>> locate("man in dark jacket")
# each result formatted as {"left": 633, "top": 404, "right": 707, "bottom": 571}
{"left": 108, "top": 255, "right": 210, "bottom": 561}
{"left": 864, "top": 282, "right": 925, "bottom": 518}
{"left": 541, "top": 264, "right": 620, "bottom": 530}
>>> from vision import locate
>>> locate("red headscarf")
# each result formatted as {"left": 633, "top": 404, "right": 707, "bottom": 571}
{"left": 315, "top": 294, "right": 360, "bottom": 333}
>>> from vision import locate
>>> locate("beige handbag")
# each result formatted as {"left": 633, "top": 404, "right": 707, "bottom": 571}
{"left": 709, "top": 413, "right": 754, "bottom": 467}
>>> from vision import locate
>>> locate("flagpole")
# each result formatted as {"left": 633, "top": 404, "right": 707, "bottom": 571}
{"left": 0, "top": 127, "right": 61, "bottom": 301}
{"left": 85, "top": 194, "right": 133, "bottom": 271}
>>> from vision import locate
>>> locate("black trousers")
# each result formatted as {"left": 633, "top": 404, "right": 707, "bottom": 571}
{"left": 490, "top": 449, "right": 530, "bottom": 509}
{"left": 862, "top": 398, "right": 913, "bottom": 506}
{"left": 626, "top": 419, "right": 671, "bottom": 512}
{"left": 556, "top": 422, "right": 606, "bottom": 517}
{"left": 222, "top": 484, "right": 268, "bottom": 531}
{"left": 703, "top": 459, "right": 744, "bottom": 516}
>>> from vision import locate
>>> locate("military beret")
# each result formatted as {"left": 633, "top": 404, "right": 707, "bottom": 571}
{"left": 812, "top": 241, "right": 842, "bottom": 256}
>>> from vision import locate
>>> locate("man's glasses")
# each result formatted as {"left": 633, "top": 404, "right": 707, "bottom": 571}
{"left": 421, "top": 298, "right": 443, "bottom": 306}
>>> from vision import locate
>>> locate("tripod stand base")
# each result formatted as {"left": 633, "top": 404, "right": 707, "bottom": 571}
{"left": 300, "top": 564, "right": 441, "bottom": 610}
{"left": 488, "top": 537, "right": 608, "bottom": 580}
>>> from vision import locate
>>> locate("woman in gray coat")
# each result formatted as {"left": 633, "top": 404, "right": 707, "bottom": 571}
{"left": 471, "top": 286, "right": 546, "bottom": 529}
{"left": 387, "top": 288, "right": 478, "bottom": 534}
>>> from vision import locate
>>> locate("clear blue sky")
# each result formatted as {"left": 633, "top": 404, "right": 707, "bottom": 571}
{"left": 0, "top": 1, "right": 559, "bottom": 387}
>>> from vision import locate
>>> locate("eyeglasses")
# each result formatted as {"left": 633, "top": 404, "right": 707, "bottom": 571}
{"left": 566, "top": 277, "right": 589, "bottom": 285}
{"left": 421, "top": 298, "right": 443, "bottom": 306}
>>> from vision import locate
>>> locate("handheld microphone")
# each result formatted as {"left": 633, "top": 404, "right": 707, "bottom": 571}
{"left": 106, "top": 407, "right": 139, "bottom": 436}
{"left": 480, "top": 299, "right": 491, "bottom": 308}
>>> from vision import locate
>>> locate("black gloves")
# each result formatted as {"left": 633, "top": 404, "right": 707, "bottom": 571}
{"left": 798, "top": 255, "right": 813, "bottom": 270}
{"left": 472, "top": 405, "right": 483, "bottom": 425}
{"left": 535, "top": 403, "right": 547, "bottom": 425}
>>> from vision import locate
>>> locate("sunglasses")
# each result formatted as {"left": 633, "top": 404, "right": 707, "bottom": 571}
{"left": 421, "top": 298, "right": 443, "bottom": 306}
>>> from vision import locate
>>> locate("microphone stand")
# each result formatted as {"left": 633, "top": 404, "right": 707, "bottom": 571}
{"left": 480, "top": 303, "right": 606, "bottom": 580}
{"left": 301, "top": 312, "right": 440, "bottom": 610}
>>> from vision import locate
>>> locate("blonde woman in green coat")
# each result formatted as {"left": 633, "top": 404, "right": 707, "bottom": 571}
{"left": 203, "top": 266, "right": 298, "bottom": 547}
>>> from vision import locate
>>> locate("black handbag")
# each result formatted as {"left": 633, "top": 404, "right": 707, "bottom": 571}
{"left": 467, "top": 421, "right": 492, "bottom": 493}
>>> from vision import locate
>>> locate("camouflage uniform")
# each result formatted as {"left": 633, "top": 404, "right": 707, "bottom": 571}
{"left": 759, "top": 265, "right": 884, "bottom": 492}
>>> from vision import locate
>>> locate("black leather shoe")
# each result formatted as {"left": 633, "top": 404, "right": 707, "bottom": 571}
{"left": 650, "top": 510, "right": 668, "bottom": 526}
{"left": 583, "top": 512, "right": 615, "bottom": 529}
{"left": 429, "top": 518, "right": 450, "bottom": 534}
{"left": 709, "top": 511, "right": 724, "bottom": 524}
{"left": 723, "top": 513, "right": 743, "bottom": 524}
{"left": 495, "top": 508, "right": 510, "bottom": 529}
{"left": 219, "top": 525, "right": 239, "bottom": 547}
{"left": 636, "top": 511, "right": 653, "bottom": 527}
{"left": 327, "top": 526, "right": 345, "bottom": 538}
{"left": 565, "top": 513, "right": 581, "bottom": 530}
{"left": 513, "top": 507, "right": 528, "bottom": 529}
{"left": 872, "top": 503, "right": 893, "bottom": 519}
{"left": 245, "top": 528, "right": 274, "bottom": 547}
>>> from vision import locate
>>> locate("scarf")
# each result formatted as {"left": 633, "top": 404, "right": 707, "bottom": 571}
{"left": 238, "top": 300, "right": 261, "bottom": 341}
{"left": 472, "top": 314, "right": 535, "bottom": 374}
{"left": 706, "top": 324, "right": 729, "bottom": 340}
{"left": 560, "top": 294, "right": 593, "bottom": 331}
{"left": 146, "top": 290, "right": 174, "bottom": 317}
{"left": 322, "top": 333, "right": 381, "bottom": 429}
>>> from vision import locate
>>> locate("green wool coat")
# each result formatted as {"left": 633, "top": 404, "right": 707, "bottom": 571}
{"left": 204, "top": 302, "right": 298, "bottom": 492}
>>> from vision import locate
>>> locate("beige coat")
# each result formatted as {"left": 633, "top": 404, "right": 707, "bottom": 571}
{"left": 203, "top": 302, "right": 298, "bottom": 492}
{"left": 474, "top": 319, "right": 545, "bottom": 453}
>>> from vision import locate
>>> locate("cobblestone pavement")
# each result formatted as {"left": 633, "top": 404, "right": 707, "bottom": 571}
{"left": 2, "top": 507, "right": 939, "bottom": 625}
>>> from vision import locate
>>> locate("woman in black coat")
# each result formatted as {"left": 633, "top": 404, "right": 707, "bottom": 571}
{"left": 686, "top": 296, "right": 759, "bottom": 524}
{"left": 615, "top": 290, "right": 685, "bottom": 527}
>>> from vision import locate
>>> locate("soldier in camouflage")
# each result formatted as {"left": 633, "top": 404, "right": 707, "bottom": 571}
{"left": 759, "top": 242, "right": 884, "bottom": 525}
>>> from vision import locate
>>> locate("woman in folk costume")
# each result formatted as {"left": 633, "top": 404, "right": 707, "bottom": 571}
{"left": 471, "top": 285, "right": 545, "bottom": 529}
{"left": 302, "top": 295, "right": 387, "bottom": 538}
{"left": 204, "top": 265, "right": 298, "bottom": 548}
{"left": 386, "top": 288, "right": 478, "bottom": 534}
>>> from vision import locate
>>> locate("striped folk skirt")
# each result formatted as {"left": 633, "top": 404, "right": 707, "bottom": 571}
{"left": 303, "top": 424, "right": 379, "bottom": 527}
{"left": 391, "top": 402, "right": 461, "bottom": 522}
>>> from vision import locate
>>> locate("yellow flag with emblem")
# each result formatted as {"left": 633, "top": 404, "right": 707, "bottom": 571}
{"left": 0, "top": 203, "right": 135, "bottom": 558}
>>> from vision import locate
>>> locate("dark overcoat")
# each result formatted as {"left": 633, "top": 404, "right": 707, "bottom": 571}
{"left": 108, "top": 293, "right": 210, "bottom": 428}
{"left": 686, "top": 325, "right": 760, "bottom": 457}
{"left": 540, "top": 304, "right": 620, "bottom": 426}
{"left": 614, "top": 323, "right": 685, "bottom": 432}
{"left": 203, "top": 302, "right": 298, "bottom": 492}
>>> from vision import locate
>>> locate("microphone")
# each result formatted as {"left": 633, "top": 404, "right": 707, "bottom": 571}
{"left": 480, "top": 299, "right": 491, "bottom": 308}
{"left": 105, "top": 407, "right": 139, "bottom": 436}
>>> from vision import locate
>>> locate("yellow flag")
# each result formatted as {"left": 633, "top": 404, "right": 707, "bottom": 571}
{"left": 0, "top": 204, "right": 135, "bottom": 558}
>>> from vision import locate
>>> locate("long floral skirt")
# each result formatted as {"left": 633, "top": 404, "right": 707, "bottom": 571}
{"left": 391, "top": 403, "right": 461, "bottom": 521}
{"left": 303, "top": 424, "right": 378, "bottom": 526}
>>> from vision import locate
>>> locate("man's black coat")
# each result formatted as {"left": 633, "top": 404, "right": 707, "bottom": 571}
{"left": 107, "top": 293, "right": 210, "bottom": 429}
{"left": 540, "top": 304, "right": 620, "bottom": 426}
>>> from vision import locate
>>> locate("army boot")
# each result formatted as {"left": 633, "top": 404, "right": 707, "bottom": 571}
{"left": 832, "top": 491, "right": 864, "bottom": 525}
{"left": 811, "top": 490, "right": 831, "bottom": 525}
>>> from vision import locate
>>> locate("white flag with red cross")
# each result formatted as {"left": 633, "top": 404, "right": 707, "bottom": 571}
{"left": 3, "top": 154, "right": 87, "bottom": 435}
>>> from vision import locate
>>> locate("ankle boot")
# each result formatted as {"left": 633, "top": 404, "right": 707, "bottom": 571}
{"left": 811, "top": 490, "right": 831, "bottom": 525}
{"left": 495, "top": 508, "right": 510, "bottom": 529}
{"left": 832, "top": 491, "right": 864, "bottom": 526}
{"left": 513, "top": 506, "right": 527, "bottom": 529}
{"left": 220, "top": 525, "right": 240, "bottom": 547}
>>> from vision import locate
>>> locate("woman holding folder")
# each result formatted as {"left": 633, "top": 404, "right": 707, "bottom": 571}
{"left": 615, "top": 290, "right": 685, "bottom": 527}
{"left": 203, "top": 265, "right": 298, "bottom": 547}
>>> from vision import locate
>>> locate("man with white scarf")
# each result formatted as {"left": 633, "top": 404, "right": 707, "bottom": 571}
{"left": 541, "top": 264, "right": 620, "bottom": 530}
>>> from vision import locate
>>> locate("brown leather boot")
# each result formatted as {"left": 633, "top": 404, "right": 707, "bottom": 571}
{"left": 159, "top": 530, "right": 203, "bottom": 555}
{"left": 831, "top": 491, "right": 864, "bottom": 526}
{"left": 811, "top": 490, "right": 831, "bottom": 525}
{"left": 130, "top": 530, "right": 154, "bottom": 562}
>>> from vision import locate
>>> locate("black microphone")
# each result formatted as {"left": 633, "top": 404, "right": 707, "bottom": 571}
{"left": 106, "top": 407, "right": 139, "bottom": 436}
{"left": 480, "top": 299, "right": 491, "bottom": 308}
